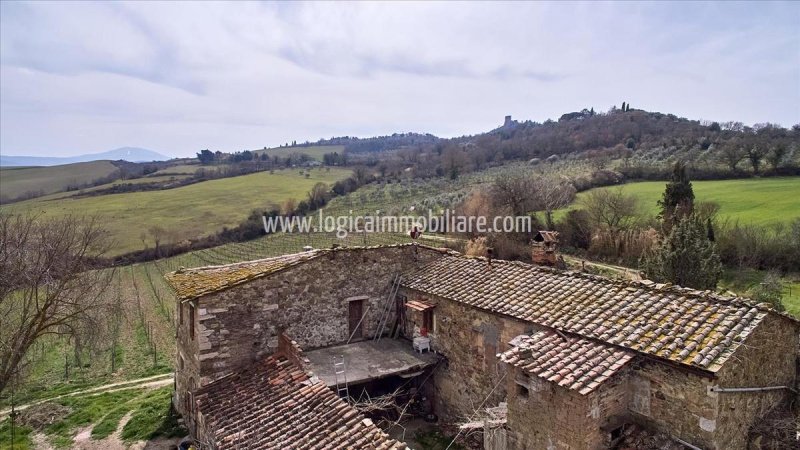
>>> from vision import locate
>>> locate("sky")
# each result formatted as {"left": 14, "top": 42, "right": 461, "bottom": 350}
{"left": 1, "top": 1, "right": 798, "bottom": 158}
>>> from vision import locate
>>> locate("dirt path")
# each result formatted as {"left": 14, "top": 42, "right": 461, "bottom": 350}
{"left": 0, "top": 372, "right": 174, "bottom": 420}
{"left": 563, "top": 256, "right": 643, "bottom": 281}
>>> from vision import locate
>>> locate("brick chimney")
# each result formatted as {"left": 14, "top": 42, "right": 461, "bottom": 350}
{"left": 531, "top": 231, "right": 559, "bottom": 266}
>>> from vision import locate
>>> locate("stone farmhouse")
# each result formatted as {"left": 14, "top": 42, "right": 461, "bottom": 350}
{"left": 165, "top": 243, "right": 798, "bottom": 449}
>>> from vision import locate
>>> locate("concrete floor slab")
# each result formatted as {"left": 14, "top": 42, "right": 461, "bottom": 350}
{"left": 305, "top": 339, "right": 439, "bottom": 387}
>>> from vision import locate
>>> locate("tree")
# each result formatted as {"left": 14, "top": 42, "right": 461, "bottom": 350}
{"left": 718, "top": 142, "right": 746, "bottom": 172}
{"left": 197, "top": 149, "right": 215, "bottom": 165}
{"left": 148, "top": 225, "right": 167, "bottom": 257}
{"left": 765, "top": 143, "right": 788, "bottom": 171}
{"left": 643, "top": 215, "right": 722, "bottom": 290}
{"left": 658, "top": 162, "right": 694, "bottom": 231}
{"left": 746, "top": 144, "right": 767, "bottom": 174}
{"left": 492, "top": 174, "right": 537, "bottom": 217}
{"left": 582, "top": 187, "right": 641, "bottom": 244}
{"left": 0, "top": 214, "right": 112, "bottom": 395}
{"left": 558, "top": 209, "right": 592, "bottom": 250}
{"left": 307, "top": 182, "right": 330, "bottom": 209}
{"left": 532, "top": 177, "right": 576, "bottom": 230}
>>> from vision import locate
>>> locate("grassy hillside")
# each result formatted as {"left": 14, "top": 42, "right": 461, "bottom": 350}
{"left": 4, "top": 167, "right": 352, "bottom": 255}
{"left": 254, "top": 144, "right": 345, "bottom": 162}
{"left": 0, "top": 161, "right": 119, "bottom": 200}
{"left": 563, "top": 177, "right": 800, "bottom": 227}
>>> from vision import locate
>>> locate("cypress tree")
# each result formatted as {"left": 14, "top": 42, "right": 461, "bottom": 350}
{"left": 658, "top": 162, "right": 695, "bottom": 232}
{"left": 643, "top": 216, "right": 723, "bottom": 290}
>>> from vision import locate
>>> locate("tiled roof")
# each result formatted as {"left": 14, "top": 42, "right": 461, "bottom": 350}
{"left": 402, "top": 255, "right": 771, "bottom": 372}
{"left": 195, "top": 353, "right": 407, "bottom": 450}
{"left": 405, "top": 300, "right": 435, "bottom": 311}
{"left": 499, "top": 331, "right": 633, "bottom": 395}
{"left": 166, "top": 251, "right": 323, "bottom": 300}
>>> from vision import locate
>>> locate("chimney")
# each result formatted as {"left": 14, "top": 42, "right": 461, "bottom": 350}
{"left": 532, "top": 231, "right": 559, "bottom": 266}
{"left": 487, "top": 247, "right": 494, "bottom": 268}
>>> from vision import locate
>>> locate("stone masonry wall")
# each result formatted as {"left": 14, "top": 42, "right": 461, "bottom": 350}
{"left": 627, "top": 362, "right": 717, "bottom": 449}
{"left": 174, "top": 299, "right": 200, "bottom": 427}
{"left": 174, "top": 245, "right": 444, "bottom": 416}
{"left": 507, "top": 366, "right": 630, "bottom": 450}
{"left": 627, "top": 313, "right": 798, "bottom": 450}
{"left": 713, "top": 313, "right": 798, "bottom": 449}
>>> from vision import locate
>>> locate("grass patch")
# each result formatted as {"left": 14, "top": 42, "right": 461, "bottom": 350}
{"left": 253, "top": 144, "right": 345, "bottom": 162}
{"left": 0, "top": 418, "right": 33, "bottom": 450}
{"left": 557, "top": 177, "right": 800, "bottom": 227}
{"left": 120, "top": 387, "right": 183, "bottom": 442}
{"left": 44, "top": 389, "right": 141, "bottom": 448}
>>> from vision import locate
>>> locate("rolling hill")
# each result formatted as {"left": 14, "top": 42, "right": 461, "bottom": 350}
{"left": 0, "top": 147, "right": 171, "bottom": 167}
{"left": 0, "top": 160, "right": 120, "bottom": 201}
{"left": 3, "top": 167, "right": 353, "bottom": 255}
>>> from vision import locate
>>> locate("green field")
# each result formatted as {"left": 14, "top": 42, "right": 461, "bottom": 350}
{"left": 564, "top": 177, "right": 800, "bottom": 226}
{"left": 253, "top": 144, "right": 345, "bottom": 162}
{"left": 0, "top": 161, "right": 119, "bottom": 200}
{"left": 4, "top": 167, "right": 352, "bottom": 255}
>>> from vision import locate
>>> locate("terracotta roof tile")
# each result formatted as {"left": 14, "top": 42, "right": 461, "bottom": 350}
{"left": 500, "top": 331, "right": 633, "bottom": 395}
{"left": 402, "top": 255, "right": 771, "bottom": 372}
{"left": 195, "top": 354, "right": 407, "bottom": 449}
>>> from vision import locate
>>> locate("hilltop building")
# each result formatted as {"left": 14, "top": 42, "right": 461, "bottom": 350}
{"left": 166, "top": 244, "right": 798, "bottom": 449}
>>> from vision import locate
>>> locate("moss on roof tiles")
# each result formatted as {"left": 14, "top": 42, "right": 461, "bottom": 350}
{"left": 402, "top": 254, "right": 791, "bottom": 372}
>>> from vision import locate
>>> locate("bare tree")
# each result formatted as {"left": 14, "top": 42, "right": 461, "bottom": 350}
{"left": 532, "top": 177, "right": 576, "bottom": 230}
{"left": 765, "top": 143, "right": 788, "bottom": 171}
{"left": 582, "top": 188, "right": 641, "bottom": 244}
{"left": 0, "top": 213, "right": 112, "bottom": 395}
{"left": 491, "top": 174, "right": 537, "bottom": 217}
{"left": 147, "top": 225, "right": 167, "bottom": 257}
{"left": 718, "top": 142, "right": 746, "bottom": 172}
{"left": 307, "top": 182, "right": 330, "bottom": 207}
{"left": 746, "top": 144, "right": 767, "bottom": 174}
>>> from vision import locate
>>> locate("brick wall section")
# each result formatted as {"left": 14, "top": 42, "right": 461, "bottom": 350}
{"left": 399, "top": 287, "right": 530, "bottom": 421}
{"left": 277, "top": 331, "right": 311, "bottom": 371}
{"left": 506, "top": 366, "right": 629, "bottom": 450}
{"left": 174, "top": 246, "right": 444, "bottom": 418}
{"left": 713, "top": 313, "right": 798, "bottom": 449}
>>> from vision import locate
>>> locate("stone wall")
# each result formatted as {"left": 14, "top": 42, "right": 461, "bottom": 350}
{"left": 713, "top": 313, "right": 798, "bottom": 449}
{"left": 506, "top": 366, "right": 630, "bottom": 450}
{"left": 399, "top": 287, "right": 530, "bottom": 421}
{"left": 174, "top": 245, "right": 444, "bottom": 419}
{"left": 174, "top": 299, "right": 200, "bottom": 432}
{"left": 627, "top": 313, "right": 798, "bottom": 450}
{"left": 627, "top": 362, "right": 717, "bottom": 448}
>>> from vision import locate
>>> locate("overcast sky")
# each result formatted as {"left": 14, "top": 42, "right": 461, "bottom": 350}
{"left": 1, "top": 1, "right": 798, "bottom": 158}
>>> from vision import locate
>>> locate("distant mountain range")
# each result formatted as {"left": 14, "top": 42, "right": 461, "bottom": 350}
{"left": 0, "top": 147, "right": 172, "bottom": 167}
